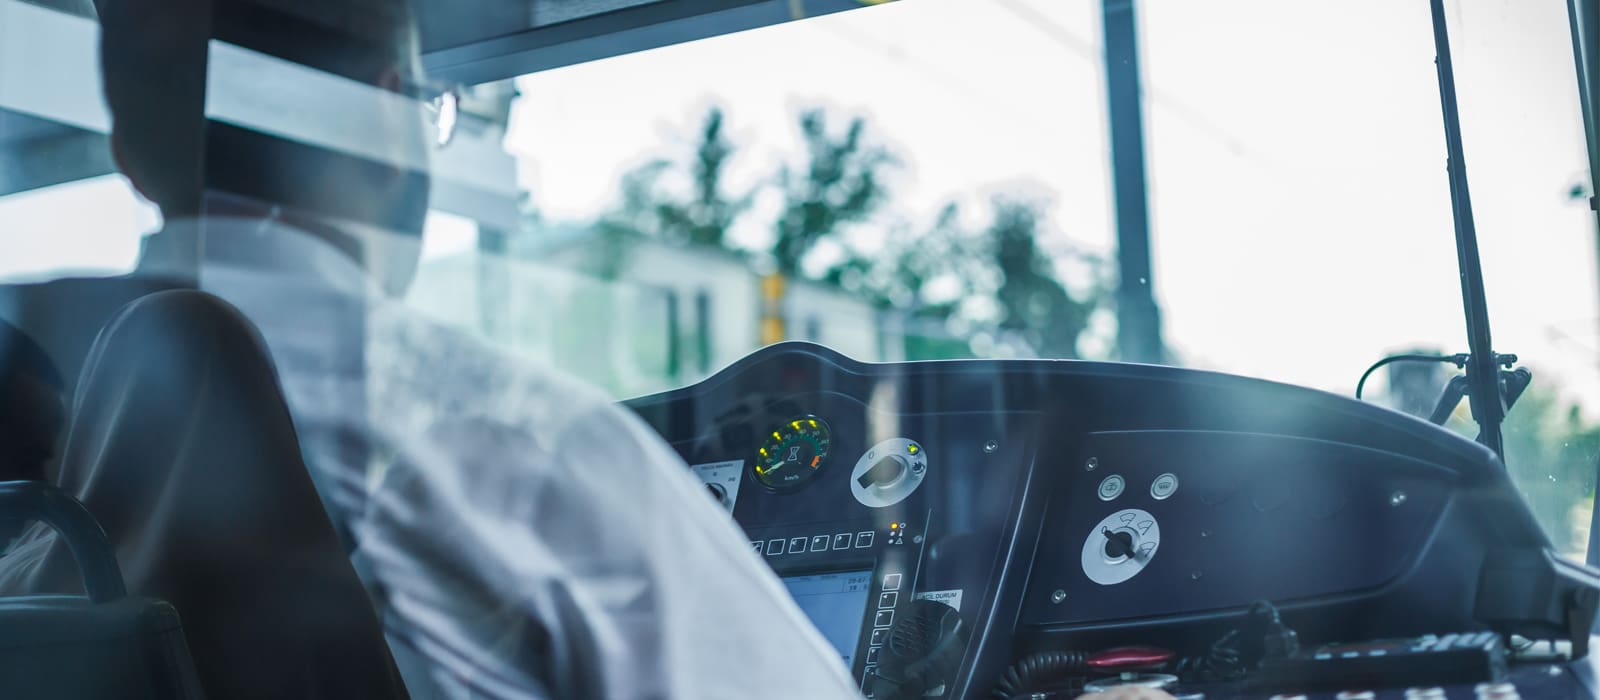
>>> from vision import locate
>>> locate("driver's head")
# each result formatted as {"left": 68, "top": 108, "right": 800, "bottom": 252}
{"left": 97, "top": 0, "right": 431, "bottom": 290}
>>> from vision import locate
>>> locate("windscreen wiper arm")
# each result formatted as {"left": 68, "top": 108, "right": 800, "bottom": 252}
{"left": 1428, "top": 0, "right": 1507, "bottom": 459}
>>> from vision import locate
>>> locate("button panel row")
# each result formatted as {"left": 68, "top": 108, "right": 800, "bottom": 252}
{"left": 863, "top": 571, "right": 902, "bottom": 683}
{"left": 1097, "top": 472, "right": 1180, "bottom": 501}
{"left": 755, "top": 530, "right": 875, "bottom": 556}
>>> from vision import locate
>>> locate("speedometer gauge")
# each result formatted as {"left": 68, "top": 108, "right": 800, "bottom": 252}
{"left": 754, "top": 415, "right": 832, "bottom": 491}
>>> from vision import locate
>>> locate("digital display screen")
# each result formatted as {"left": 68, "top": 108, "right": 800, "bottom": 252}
{"left": 781, "top": 569, "right": 873, "bottom": 669}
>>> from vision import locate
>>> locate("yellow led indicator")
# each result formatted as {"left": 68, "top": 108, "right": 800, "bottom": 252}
{"left": 792, "top": 421, "right": 802, "bottom": 430}
{"left": 890, "top": 523, "right": 898, "bottom": 529}
{"left": 772, "top": 432, "right": 782, "bottom": 441}
{"left": 907, "top": 444, "right": 919, "bottom": 454}
{"left": 809, "top": 419, "right": 818, "bottom": 428}
{"left": 759, "top": 448, "right": 768, "bottom": 457}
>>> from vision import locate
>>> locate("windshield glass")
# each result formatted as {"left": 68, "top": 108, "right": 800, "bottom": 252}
{"left": 410, "top": 0, "right": 1599, "bottom": 556}
{"left": 0, "top": 0, "right": 1595, "bottom": 696}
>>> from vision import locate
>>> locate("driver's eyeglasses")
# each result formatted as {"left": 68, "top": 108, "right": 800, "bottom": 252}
{"left": 401, "top": 81, "right": 461, "bottom": 149}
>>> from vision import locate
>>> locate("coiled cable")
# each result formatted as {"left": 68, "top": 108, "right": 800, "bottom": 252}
{"left": 990, "top": 650, "right": 1087, "bottom": 699}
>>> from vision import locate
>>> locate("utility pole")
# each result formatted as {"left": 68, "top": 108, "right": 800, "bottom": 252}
{"left": 1101, "top": 0, "right": 1164, "bottom": 364}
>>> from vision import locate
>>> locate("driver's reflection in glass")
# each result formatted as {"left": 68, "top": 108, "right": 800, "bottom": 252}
{"left": 0, "top": 0, "right": 862, "bottom": 697}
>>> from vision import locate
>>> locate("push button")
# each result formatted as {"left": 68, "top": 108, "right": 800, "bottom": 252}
{"left": 878, "top": 592, "right": 898, "bottom": 608}
{"left": 1098, "top": 474, "right": 1125, "bottom": 501}
{"left": 766, "top": 539, "right": 785, "bottom": 556}
{"left": 1151, "top": 473, "right": 1179, "bottom": 500}
{"left": 833, "top": 533, "right": 853, "bottom": 550}
{"left": 810, "top": 535, "right": 830, "bottom": 552}
{"left": 789, "top": 537, "right": 808, "bottom": 553}
{"left": 870, "top": 628, "right": 888, "bottom": 646}
{"left": 873, "top": 609, "right": 894, "bottom": 628}
{"left": 881, "top": 573, "right": 901, "bottom": 591}
{"left": 866, "top": 647, "right": 881, "bottom": 664}
{"left": 856, "top": 531, "right": 875, "bottom": 548}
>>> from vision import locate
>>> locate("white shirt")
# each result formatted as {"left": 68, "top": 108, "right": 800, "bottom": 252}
{"left": 175, "top": 216, "right": 863, "bottom": 700}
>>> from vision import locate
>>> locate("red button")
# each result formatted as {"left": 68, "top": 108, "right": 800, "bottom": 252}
{"left": 1085, "top": 646, "right": 1176, "bottom": 671}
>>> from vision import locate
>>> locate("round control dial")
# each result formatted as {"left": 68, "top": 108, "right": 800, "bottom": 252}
{"left": 1081, "top": 508, "right": 1161, "bottom": 585}
{"left": 850, "top": 437, "right": 928, "bottom": 508}
{"left": 753, "top": 416, "right": 832, "bottom": 492}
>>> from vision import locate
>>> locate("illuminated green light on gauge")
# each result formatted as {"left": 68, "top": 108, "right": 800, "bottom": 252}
{"left": 907, "top": 444, "right": 920, "bottom": 454}
{"left": 754, "top": 415, "right": 831, "bottom": 492}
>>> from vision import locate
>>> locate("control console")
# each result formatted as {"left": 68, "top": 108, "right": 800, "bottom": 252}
{"left": 626, "top": 343, "right": 1600, "bottom": 699}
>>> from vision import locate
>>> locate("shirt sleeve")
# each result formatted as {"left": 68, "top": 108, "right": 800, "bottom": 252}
{"left": 358, "top": 383, "right": 862, "bottom": 700}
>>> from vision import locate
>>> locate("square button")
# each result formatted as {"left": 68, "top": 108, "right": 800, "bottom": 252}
{"left": 878, "top": 592, "right": 898, "bottom": 609}
{"left": 833, "top": 533, "right": 853, "bottom": 549}
{"left": 863, "top": 665, "right": 877, "bottom": 686}
{"left": 751, "top": 541, "right": 763, "bottom": 553}
{"left": 810, "top": 535, "right": 830, "bottom": 552}
{"left": 789, "top": 537, "right": 808, "bottom": 553}
{"left": 881, "top": 573, "right": 902, "bottom": 591}
{"left": 866, "top": 647, "right": 881, "bottom": 664}
{"left": 766, "top": 539, "right": 785, "bottom": 556}
{"left": 856, "top": 531, "right": 875, "bottom": 548}
{"left": 870, "top": 628, "right": 888, "bottom": 646}
{"left": 873, "top": 609, "right": 894, "bottom": 628}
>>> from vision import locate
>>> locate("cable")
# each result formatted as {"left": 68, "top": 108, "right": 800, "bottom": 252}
{"left": 989, "top": 650, "right": 1087, "bottom": 699}
{"left": 1355, "top": 353, "right": 1469, "bottom": 400}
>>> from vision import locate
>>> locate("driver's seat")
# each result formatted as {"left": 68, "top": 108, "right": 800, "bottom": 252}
{"left": 2, "top": 289, "right": 408, "bottom": 698}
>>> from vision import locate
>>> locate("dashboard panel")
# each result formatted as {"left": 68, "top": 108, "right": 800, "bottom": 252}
{"left": 625, "top": 342, "right": 1596, "bottom": 699}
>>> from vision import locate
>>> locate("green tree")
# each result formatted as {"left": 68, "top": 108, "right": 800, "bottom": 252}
{"left": 773, "top": 110, "right": 895, "bottom": 276}
{"left": 592, "top": 107, "right": 752, "bottom": 276}
{"left": 988, "top": 198, "right": 1096, "bottom": 358}
{"left": 1495, "top": 383, "right": 1600, "bottom": 556}
{"left": 826, "top": 203, "right": 980, "bottom": 318}
{"left": 825, "top": 196, "right": 1104, "bottom": 359}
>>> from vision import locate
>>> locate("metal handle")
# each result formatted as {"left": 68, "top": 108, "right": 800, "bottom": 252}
{"left": 0, "top": 480, "right": 126, "bottom": 603}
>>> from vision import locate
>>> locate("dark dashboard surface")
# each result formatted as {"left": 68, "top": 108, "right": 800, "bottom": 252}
{"left": 625, "top": 342, "right": 1589, "bottom": 699}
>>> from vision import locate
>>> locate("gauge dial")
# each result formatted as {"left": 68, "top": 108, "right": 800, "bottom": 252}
{"left": 754, "top": 416, "right": 832, "bottom": 491}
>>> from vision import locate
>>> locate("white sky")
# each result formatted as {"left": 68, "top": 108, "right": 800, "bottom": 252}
{"left": 505, "top": 0, "right": 1599, "bottom": 408}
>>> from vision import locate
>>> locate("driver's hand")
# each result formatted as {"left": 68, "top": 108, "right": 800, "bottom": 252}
{"left": 1077, "top": 687, "right": 1177, "bottom": 700}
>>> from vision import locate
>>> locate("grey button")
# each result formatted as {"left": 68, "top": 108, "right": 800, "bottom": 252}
{"left": 811, "top": 535, "right": 830, "bottom": 552}
{"left": 856, "top": 531, "right": 875, "bottom": 548}
{"left": 766, "top": 539, "right": 785, "bottom": 556}
{"left": 873, "top": 609, "right": 894, "bottom": 627}
{"left": 1151, "top": 473, "right": 1180, "bottom": 500}
{"left": 882, "top": 573, "right": 902, "bottom": 591}
{"left": 833, "top": 533, "right": 853, "bottom": 549}
{"left": 789, "top": 537, "right": 808, "bottom": 553}
{"left": 878, "top": 592, "right": 898, "bottom": 608}
{"left": 870, "top": 628, "right": 887, "bottom": 645}
{"left": 1098, "top": 474, "right": 1125, "bottom": 501}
